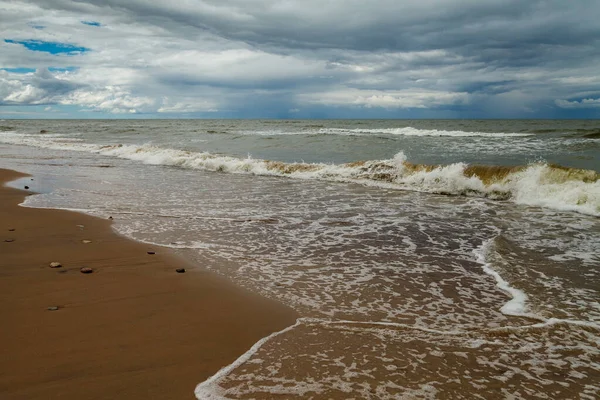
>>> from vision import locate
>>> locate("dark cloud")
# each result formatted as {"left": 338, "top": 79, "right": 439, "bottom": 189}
{"left": 35, "top": 0, "right": 600, "bottom": 53}
{"left": 1, "top": 0, "right": 599, "bottom": 117}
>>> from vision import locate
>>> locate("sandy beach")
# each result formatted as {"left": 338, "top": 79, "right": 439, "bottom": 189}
{"left": 0, "top": 168, "right": 297, "bottom": 400}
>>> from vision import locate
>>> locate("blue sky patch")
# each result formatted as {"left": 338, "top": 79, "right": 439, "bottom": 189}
{"left": 81, "top": 21, "right": 102, "bottom": 27}
{"left": 48, "top": 66, "right": 79, "bottom": 73}
{"left": 1, "top": 67, "right": 36, "bottom": 74}
{"left": 1, "top": 67, "right": 78, "bottom": 74}
{"left": 4, "top": 39, "right": 90, "bottom": 55}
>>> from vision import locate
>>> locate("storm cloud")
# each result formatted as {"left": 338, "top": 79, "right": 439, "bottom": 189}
{"left": 1, "top": 0, "right": 599, "bottom": 118}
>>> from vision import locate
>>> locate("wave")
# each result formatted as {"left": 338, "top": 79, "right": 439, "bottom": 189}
{"left": 496, "top": 127, "right": 600, "bottom": 137}
{"left": 316, "top": 127, "right": 534, "bottom": 137}
{"left": 582, "top": 131, "right": 600, "bottom": 139}
{"left": 1, "top": 132, "right": 598, "bottom": 216}
{"left": 232, "top": 127, "right": 534, "bottom": 137}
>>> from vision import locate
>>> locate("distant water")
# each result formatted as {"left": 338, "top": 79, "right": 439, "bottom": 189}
{"left": 1, "top": 119, "right": 599, "bottom": 399}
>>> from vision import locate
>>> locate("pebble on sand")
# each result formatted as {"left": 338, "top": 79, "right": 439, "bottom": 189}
{"left": 24, "top": 186, "right": 29, "bottom": 189}
{"left": 49, "top": 262, "right": 62, "bottom": 268}
{"left": 40, "top": 129, "right": 48, "bottom": 133}
{"left": 176, "top": 268, "right": 186, "bottom": 273}
{"left": 4, "top": 239, "right": 14, "bottom": 242}
{"left": 82, "top": 240, "right": 92, "bottom": 244}
{"left": 108, "top": 216, "right": 113, "bottom": 220}
{"left": 80, "top": 267, "right": 93, "bottom": 274}
{"left": 147, "top": 251, "right": 156, "bottom": 255}
{"left": 47, "top": 306, "right": 59, "bottom": 311}
{"left": 8, "top": 228, "right": 15, "bottom": 231}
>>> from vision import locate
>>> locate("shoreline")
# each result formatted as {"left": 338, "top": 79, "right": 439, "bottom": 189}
{"left": 0, "top": 168, "right": 297, "bottom": 400}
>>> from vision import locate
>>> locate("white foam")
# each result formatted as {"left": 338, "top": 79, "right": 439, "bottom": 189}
{"left": 474, "top": 238, "right": 534, "bottom": 318}
{"left": 18, "top": 200, "right": 100, "bottom": 215}
{"left": 195, "top": 319, "right": 303, "bottom": 399}
{"left": 321, "top": 319, "right": 464, "bottom": 336}
{"left": 471, "top": 241, "right": 600, "bottom": 328}
{"left": 317, "top": 127, "right": 533, "bottom": 138}
{"left": 194, "top": 313, "right": 600, "bottom": 399}
{"left": 501, "top": 317, "right": 600, "bottom": 332}
{"left": 230, "top": 126, "right": 533, "bottom": 137}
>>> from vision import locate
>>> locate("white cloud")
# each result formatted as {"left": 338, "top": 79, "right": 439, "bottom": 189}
{"left": 157, "top": 97, "right": 219, "bottom": 113}
{"left": 0, "top": 68, "right": 81, "bottom": 105}
{"left": 60, "top": 86, "right": 155, "bottom": 113}
{"left": 298, "top": 88, "right": 470, "bottom": 109}
{"left": 555, "top": 98, "right": 600, "bottom": 109}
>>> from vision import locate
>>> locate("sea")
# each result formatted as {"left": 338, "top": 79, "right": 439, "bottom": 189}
{"left": 1, "top": 119, "right": 599, "bottom": 399}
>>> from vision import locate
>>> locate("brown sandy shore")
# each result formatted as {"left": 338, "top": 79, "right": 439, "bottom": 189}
{"left": 0, "top": 168, "right": 297, "bottom": 400}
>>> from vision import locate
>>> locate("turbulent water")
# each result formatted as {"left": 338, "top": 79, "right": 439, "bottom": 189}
{"left": 1, "top": 119, "right": 599, "bottom": 399}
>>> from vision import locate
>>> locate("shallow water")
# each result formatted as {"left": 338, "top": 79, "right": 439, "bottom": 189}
{"left": 1, "top": 119, "right": 599, "bottom": 399}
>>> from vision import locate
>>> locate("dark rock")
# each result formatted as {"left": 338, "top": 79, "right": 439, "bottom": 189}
{"left": 176, "top": 268, "right": 186, "bottom": 273}
{"left": 108, "top": 216, "right": 113, "bottom": 220}
{"left": 8, "top": 228, "right": 15, "bottom": 231}
{"left": 80, "top": 267, "right": 93, "bottom": 274}
{"left": 40, "top": 129, "right": 48, "bottom": 133}
{"left": 49, "top": 262, "right": 62, "bottom": 268}
{"left": 147, "top": 251, "right": 155, "bottom": 255}
{"left": 24, "top": 186, "right": 29, "bottom": 189}
{"left": 4, "top": 239, "right": 14, "bottom": 242}
{"left": 47, "top": 306, "right": 59, "bottom": 311}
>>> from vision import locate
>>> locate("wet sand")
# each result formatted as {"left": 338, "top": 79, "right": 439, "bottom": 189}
{"left": 0, "top": 169, "right": 297, "bottom": 400}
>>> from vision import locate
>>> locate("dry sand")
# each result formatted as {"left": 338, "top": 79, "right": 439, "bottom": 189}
{"left": 0, "top": 168, "right": 297, "bottom": 400}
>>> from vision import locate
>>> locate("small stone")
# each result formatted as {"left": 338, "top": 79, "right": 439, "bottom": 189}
{"left": 76, "top": 224, "right": 84, "bottom": 229}
{"left": 175, "top": 268, "right": 186, "bottom": 273}
{"left": 30, "top": 178, "right": 34, "bottom": 181}
{"left": 49, "top": 262, "right": 62, "bottom": 268}
{"left": 108, "top": 216, "right": 113, "bottom": 220}
{"left": 40, "top": 129, "right": 48, "bottom": 133}
{"left": 24, "top": 186, "right": 29, "bottom": 189}
{"left": 82, "top": 240, "right": 92, "bottom": 244}
{"left": 8, "top": 228, "right": 15, "bottom": 232}
{"left": 80, "top": 267, "right": 93, "bottom": 274}
{"left": 47, "top": 306, "right": 59, "bottom": 311}
{"left": 4, "top": 239, "right": 14, "bottom": 243}
{"left": 147, "top": 251, "right": 155, "bottom": 255}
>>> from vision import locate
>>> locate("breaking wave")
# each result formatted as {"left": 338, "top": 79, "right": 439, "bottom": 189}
{"left": 315, "top": 127, "right": 534, "bottom": 137}
{"left": 1, "top": 132, "right": 598, "bottom": 216}
{"left": 582, "top": 131, "right": 600, "bottom": 139}
{"left": 238, "top": 127, "right": 534, "bottom": 137}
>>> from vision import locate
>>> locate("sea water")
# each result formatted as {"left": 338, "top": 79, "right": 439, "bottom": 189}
{"left": 1, "top": 119, "right": 599, "bottom": 399}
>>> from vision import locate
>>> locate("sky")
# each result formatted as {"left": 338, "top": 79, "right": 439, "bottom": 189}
{"left": 1, "top": 0, "right": 599, "bottom": 119}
